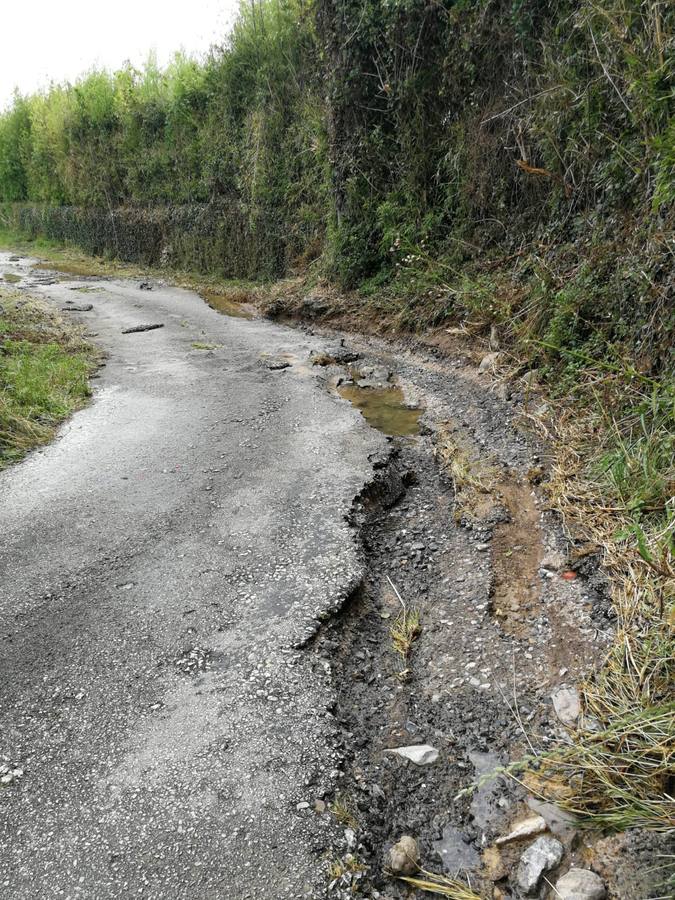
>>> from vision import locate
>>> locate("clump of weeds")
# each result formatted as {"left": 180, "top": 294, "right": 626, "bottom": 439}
{"left": 330, "top": 796, "right": 359, "bottom": 831}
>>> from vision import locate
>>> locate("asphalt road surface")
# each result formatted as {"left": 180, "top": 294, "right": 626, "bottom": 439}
{"left": 0, "top": 253, "right": 385, "bottom": 899}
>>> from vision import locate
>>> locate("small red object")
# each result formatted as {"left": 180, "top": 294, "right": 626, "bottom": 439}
{"left": 561, "top": 570, "right": 577, "bottom": 580}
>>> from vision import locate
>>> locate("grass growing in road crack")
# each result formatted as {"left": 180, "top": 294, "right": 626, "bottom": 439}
{"left": 387, "top": 575, "right": 421, "bottom": 676}
{"left": 390, "top": 607, "right": 421, "bottom": 661}
{"left": 0, "top": 288, "right": 98, "bottom": 467}
{"left": 330, "top": 796, "right": 359, "bottom": 831}
{"left": 326, "top": 853, "right": 368, "bottom": 894}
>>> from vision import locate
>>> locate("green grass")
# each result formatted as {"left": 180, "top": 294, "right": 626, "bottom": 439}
{"left": 0, "top": 225, "right": 64, "bottom": 255}
{"left": 0, "top": 289, "right": 98, "bottom": 467}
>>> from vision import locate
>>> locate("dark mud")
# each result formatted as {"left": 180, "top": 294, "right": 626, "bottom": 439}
{"left": 315, "top": 444, "right": 523, "bottom": 897}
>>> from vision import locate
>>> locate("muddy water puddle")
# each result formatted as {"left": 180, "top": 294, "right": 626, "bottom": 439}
{"left": 338, "top": 382, "right": 421, "bottom": 436}
{"left": 201, "top": 289, "right": 255, "bottom": 319}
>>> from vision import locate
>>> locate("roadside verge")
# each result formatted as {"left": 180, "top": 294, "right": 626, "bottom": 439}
{"left": 0, "top": 284, "right": 99, "bottom": 468}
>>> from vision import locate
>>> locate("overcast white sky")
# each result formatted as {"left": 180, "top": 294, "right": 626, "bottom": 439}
{"left": 0, "top": 0, "right": 241, "bottom": 110}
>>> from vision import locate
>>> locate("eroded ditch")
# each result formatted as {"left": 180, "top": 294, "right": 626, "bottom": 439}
{"left": 308, "top": 346, "right": 652, "bottom": 899}
{"left": 316, "top": 442, "right": 529, "bottom": 897}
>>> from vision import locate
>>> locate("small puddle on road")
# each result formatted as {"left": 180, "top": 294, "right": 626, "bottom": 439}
{"left": 202, "top": 290, "right": 255, "bottom": 319}
{"left": 338, "top": 383, "right": 421, "bottom": 436}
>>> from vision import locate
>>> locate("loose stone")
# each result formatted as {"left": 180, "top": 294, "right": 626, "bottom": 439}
{"left": 554, "top": 868, "right": 606, "bottom": 900}
{"left": 516, "top": 836, "right": 564, "bottom": 894}
{"left": 495, "top": 814, "right": 547, "bottom": 845}
{"left": 384, "top": 744, "right": 439, "bottom": 765}
{"left": 552, "top": 687, "right": 581, "bottom": 726}
{"left": 387, "top": 835, "right": 419, "bottom": 875}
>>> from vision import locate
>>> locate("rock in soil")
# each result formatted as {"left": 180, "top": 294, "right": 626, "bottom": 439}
{"left": 495, "top": 814, "right": 547, "bottom": 845}
{"left": 388, "top": 835, "right": 419, "bottom": 875}
{"left": 554, "top": 868, "right": 606, "bottom": 900}
{"left": 516, "top": 836, "right": 564, "bottom": 894}
{"left": 551, "top": 686, "right": 581, "bottom": 726}
{"left": 478, "top": 351, "right": 500, "bottom": 373}
{"left": 540, "top": 550, "right": 566, "bottom": 572}
{"left": 384, "top": 744, "right": 439, "bottom": 765}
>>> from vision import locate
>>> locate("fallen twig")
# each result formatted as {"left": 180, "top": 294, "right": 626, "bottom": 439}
{"left": 121, "top": 323, "right": 164, "bottom": 334}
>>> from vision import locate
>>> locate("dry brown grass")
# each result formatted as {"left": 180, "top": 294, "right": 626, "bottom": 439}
{"left": 394, "top": 868, "right": 484, "bottom": 898}
{"left": 330, "top": 796, "right": 359, "bottom": 830}
{"left": 390, "top": 607, "right": 421, "bottom": 659}
{"left": 433, "top": 421, "right": 499, "bottom": 520}
{"left": 516, "top": 395, "right": 674, "bottom": 831}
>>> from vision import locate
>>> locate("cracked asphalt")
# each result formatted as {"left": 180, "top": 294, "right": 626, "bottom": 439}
{"left": 0, "top": 254, "right": 385, "bottom": 899}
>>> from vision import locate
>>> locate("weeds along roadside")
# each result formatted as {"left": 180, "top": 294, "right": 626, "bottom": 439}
{"left": 376, "top": 232, "right": 674, "bottom": 834}
{"left": 0, "top": 226, "right": 262, "bottom": 309}
{"left": 0, "top": 287, "right": 99, "bottom": 468}
{"left": 477, "top": 352, "right": 674, "bottom": 835}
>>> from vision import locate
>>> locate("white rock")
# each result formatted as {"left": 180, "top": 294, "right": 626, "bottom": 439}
{"left": 495, "top": 814, "right": 547, "bottom": 845}
{"left": 384, "top": 744, "right": 439, "bottom": 765}
{"left": 517, "top": 836, "right": 564, "bottom": 893}
{"left": 552, "top": 687, "right": 581, "bottom": 726}
{"left": 388, "top": 835, "right": 419, "bottom": 875}
{"left": 555, "top": 868, "right": 606, "bottom": 900}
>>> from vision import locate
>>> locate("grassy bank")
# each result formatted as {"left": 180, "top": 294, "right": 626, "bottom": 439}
{"left": 0, "top": 286, "right": 98, "bottom": 467}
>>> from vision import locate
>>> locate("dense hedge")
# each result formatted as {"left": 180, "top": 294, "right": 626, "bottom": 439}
{"left": 0, "top": 0, "right": 672, "bottom": 368}
{"left": 2, "top": 202, "right": 288, "bottom": 279}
